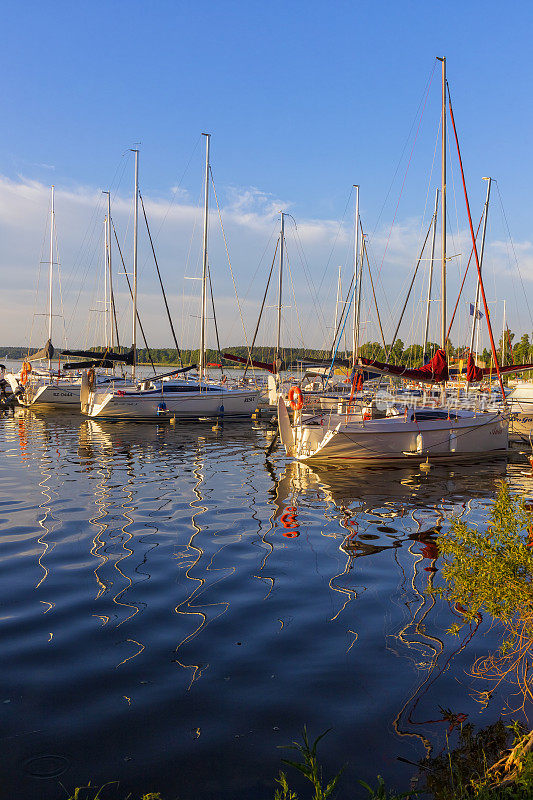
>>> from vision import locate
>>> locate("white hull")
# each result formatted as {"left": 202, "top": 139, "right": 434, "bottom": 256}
{"left": 15, "top": 379, "right": 81, "bottom": 408}
{"left": 508, "top": 402, "right": 533, "bottom": 439}
{"left": 506, "top": 384, "right": 533, "bottom": 439}
{"left": 278, "top": 399, "right": 508, "bottom": 465}
{"left": 84, "top": 385, "right": 259, "bottom": 420}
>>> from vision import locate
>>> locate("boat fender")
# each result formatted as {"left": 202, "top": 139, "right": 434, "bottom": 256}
{"left": 87, "top": 368, "right": 96, "bottom": 391}
{"left": 288, "top": 386, "right": 304, "bottom": 411}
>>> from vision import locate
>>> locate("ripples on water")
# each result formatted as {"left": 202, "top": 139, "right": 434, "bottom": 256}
{"left": 0, "top": 408, "right": 531, "bottom": 798}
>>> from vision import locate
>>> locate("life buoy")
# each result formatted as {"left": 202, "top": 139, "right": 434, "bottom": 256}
{"left": 87, "top": 368, "right": 96, "bottom": 391}
{"left": 20, "top": 361, "right": 32, "bottom": 385}
{"left": 288, "top": 386, "right": 303, "bottom": 411}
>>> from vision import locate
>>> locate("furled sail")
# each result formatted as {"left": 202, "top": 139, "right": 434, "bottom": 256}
{"left": 466, "top": 354, "right": 533, "bottom": 382}
{"left": 358, "top": 348, "right": 449, "bottom": 384}
{"left": 60, "top": 347, "right": 135, "bottom": 365}
{"left": 222, "top": 353, "right": 280, "bottom": 374}
{"left": 30, "top": 339, "right": 55, "bottom": 361}
{"left": 62, "top": 360, "right": 115, "bottom": 371}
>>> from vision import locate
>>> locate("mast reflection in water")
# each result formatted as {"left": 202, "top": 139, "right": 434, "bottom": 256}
{"left": 0, "top": 409, "right": 531, "bottom": 799}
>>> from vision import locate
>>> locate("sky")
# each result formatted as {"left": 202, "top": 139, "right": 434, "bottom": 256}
{"left": 1, "top": 0, "right": 533, "bottom": 353}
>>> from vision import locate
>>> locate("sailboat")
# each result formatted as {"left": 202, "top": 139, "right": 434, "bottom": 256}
{"left": 6, "top": 187, "right": 82, "bottom": 408}
{"left": 276, "top": 58, "right": 509, "bottom": 465}
{"left": 83, "top": 140, "right": 259, "bottom": 421}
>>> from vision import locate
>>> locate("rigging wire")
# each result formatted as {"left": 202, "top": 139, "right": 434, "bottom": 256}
{"left": 207, "top": 265, "right": 224, "bottom": 375}
{"left": 209, "top": 169, "right": 258, "bottom": 384}
{"left": 111, "top": 219, "right": 156, "bottom": 375}
{"left": 495, "top": 181, "right": 533, "bottom": 330}
{"left": 375, "top": 61, "right": 437, "bottom": 281}
{"left": 243, "top": 239, "right": 279, "bottom": 377}
{"left": 284, "top": 247, "right": 306, "bottom": 349}
{"left": 285, "top": 214, "right": 328, "bottom": 348}
{"left": 28, "top": 195, "right": 51, "bottom": 354}
{"left": 306, "top": 186, "right": 354, "bottom": 324}
{"left": 139, "top": 192, "right": 183, "bottom": 365}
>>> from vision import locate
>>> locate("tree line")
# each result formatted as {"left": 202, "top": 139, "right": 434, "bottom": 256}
{"left": 2, "top": 331, "right": 533, "bottom": 374}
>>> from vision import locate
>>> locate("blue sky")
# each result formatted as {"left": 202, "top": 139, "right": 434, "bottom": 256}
{"left": 1, "top": 1, "right": 532, "bottom": 350}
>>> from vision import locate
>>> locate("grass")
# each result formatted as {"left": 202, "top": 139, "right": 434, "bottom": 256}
{"left": 61, "top": 722, "right": 533, "bottom": 799}
{"left": 65, "top": 786, "right": 162, "bottom": 800}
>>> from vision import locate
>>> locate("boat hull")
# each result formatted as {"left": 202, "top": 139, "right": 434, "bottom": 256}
{"left": 290, "top": 411, "right": 508, "bottom": 465}
{"left": 18, "top": 381, "right": 81, "bottom": 408}
{"left": 84, "top": 387, "right": 259, "bottom": 420}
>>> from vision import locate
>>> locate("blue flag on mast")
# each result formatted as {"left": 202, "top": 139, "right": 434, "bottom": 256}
{"left": 470, "top": 303, "right": 484, "bottom": 320}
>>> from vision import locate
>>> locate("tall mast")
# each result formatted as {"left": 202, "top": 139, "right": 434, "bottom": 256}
{"left": 103, "top": 191, "right": 115, "bottom": 350}
{"left": 423, "top": 188, "right": 439, "bottom": 357}
{"left": 104, "top": 217, "right": 109, "bottom": 349}
{"left": 502, "top": 299, "right": 506, "bottom": 367}
{"left": 333, "top": 265, "right": 342, "bottom": 356}
{"left": 276, "top": 211, "right": 284, "bottom": 369}
{"left": 199, "top": 133, "right": 210, "bottom": 383}
{"left": 352, "top": 185, "right": 359, "bottom": 367}
{"left": 131, "top": 149, "right": 139, "bottom": 382}
{"left": 438, "top": 57, "right": 447, "bottom": 352}
{"left": 354, "top": 231, "right": 364, "bottom": 358}
{"left": 48, "top": 185, "right": 55, "bottom": 370}
{"left": 468, "top": 177, "right": 491, "bottom": 361}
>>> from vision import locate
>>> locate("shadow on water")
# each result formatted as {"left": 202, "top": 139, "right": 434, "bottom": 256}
{"left": 0, "top": 409, "right": 532, "bottom": 798}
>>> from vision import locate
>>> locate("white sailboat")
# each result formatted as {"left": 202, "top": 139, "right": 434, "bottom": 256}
{"left": 276, "top": 58, "right": 509, "bottom": 465}
{"left": 83, "top": 140, "right": 259, "bottom": 421}
{"left": 7, "top": 187, "right": 82, "bottom": 408}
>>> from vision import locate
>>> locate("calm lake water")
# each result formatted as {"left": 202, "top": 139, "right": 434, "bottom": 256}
{"left": 0, "top": 407, "right": 530, "bottom": 799}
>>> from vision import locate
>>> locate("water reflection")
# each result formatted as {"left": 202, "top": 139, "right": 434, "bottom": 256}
{"left": 2, "top": 411, "right": 533, "bottom": 799}
{"left": 269, "top": 458, "right": 531, "bottom": 763}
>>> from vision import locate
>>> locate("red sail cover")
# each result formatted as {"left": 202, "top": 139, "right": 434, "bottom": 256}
{"left": 466, "top": 353, "right": 533, "bottom": 382}
{"left": 359, "top": 348, "right": 449, "bottom": 384}
{"left": 222, "top": 352, "right": 277, "bottom": 374}
{"left": 466, "top": 354, "right": 484, "bottom": 382}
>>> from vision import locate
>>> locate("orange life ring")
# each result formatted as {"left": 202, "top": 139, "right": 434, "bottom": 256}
{"left": 288, "top": 386, "right": 303, "bottom": 411}
{"left": 20, "top": 361, "right": 32, "bottom": 384}
{"left": 280, "top": 506, "right": 300, "bottom": 534}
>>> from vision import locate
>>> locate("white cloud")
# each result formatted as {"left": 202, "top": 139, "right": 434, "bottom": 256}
{"left": 0, "top": 173, "right": 530, "bottom": 352}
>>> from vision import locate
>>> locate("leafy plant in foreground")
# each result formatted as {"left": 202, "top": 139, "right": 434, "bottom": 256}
{"left": 433, "top": 481, "right": 533, "bottom": 714}
{"left": 276, "top": 727, "right": 344, "bottom": 800}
